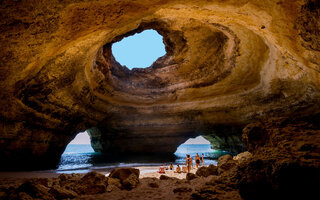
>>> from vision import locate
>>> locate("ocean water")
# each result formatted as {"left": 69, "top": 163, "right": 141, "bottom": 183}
{"left": 174, "top": 144, "right": 231, "bottom": 166}
{"left": 57, "top": 144, "right": 231, "bottom": 173}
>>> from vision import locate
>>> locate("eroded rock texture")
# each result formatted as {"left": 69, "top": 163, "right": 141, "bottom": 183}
{"left": 193, "top": 115, "right": 320, "bottom": 200}
{"left": 0, "top": 0, "right": 320, "bottom": 169}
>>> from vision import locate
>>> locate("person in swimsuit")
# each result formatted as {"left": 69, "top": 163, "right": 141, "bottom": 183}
{"left": 174, "top": 164, "right": 181, "bottom": 173}
{"left": 195, "top": 153, "right": 201, "bottom": 168}
{"left": 182, "top": 165, "right": 188, "bottom": 173}
{"left": 187, "top": 155, "right": 191, "bottom": 173}
{"left": 185, "top": 155, "right": 188, "bottom": 165}
{"left": 158, "top": 164, "right": 165, "bottom": 174}
{"left": 170, "top": 163, "right": 174, "bottom": 170}
{"left": 190, "top": 156, "right": 193, "bottom": 169}
{"left": 201, "top": 153, "right": 204, "bottom": 166}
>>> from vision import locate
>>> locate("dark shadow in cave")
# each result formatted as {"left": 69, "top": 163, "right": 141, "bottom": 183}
{"left": 57, "top": 129, "right": 178, "bottom": 173}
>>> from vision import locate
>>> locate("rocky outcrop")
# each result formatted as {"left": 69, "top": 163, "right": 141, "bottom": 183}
{"left": 217, "top": 155, "right": 238, "bottom": 175}
{"left": 1, "top": 169, "right": 142, "bottom": 199}
{"left": 192, "top": 115, "right": 320, "bottom": 200}
{"left": 186, "top": 173, "right": 198, "bottom": 181}
{"left": 0, "top": 0, "right": 320, "bottom": 169}
{"left": 109, "top": 168, "right": 140, "bottom": 190}
{"left": 233, "top": 151, "right": 252, "bottom": 164}
{"left": 195, "top": 165, "right": 218, "bottom": 177}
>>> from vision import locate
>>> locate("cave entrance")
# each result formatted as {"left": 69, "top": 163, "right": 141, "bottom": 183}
{"left": 174, "top": 136, "right": 230, "bottom": 166}
{"left": 111, "top": 29, "right": 166, "bottom": 69}
{"left": 57, "top": 131, "right": 95, "bottom": 172}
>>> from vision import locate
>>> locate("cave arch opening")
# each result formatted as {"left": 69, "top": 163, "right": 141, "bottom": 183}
{"left": 174, "top": 135, "right": 231, "bottom": 166}
{"left": 111, "top": 29, "right": 166, "bottom": 69}
{"left": 58, "top": 131, "right": 95, "bottom": 172}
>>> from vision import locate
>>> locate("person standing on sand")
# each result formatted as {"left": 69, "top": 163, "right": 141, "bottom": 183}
{"left": 185, "top": 155, "right": 188, "bottom": 165}
{"left": 201, "top": 153, "right": 204, "bottom": 166}
{"left": 182, "top": 165, "right": 188, "bottom": 173}
{"left": 187, "top": 155, "right": 191, "bottom": 173}
{"left": 195, "top": 153, "right": 201, "bottom": 168}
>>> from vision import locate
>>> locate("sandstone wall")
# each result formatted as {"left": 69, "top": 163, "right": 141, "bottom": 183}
{"left": 0, "top": 0, "right": 319, "bottom": 169}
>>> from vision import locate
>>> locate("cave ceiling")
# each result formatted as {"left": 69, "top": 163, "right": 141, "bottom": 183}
{"left": 0, "top": 0, "right": 319, "bottom": 167}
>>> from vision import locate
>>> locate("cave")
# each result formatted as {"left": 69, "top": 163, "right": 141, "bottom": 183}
{"left": 0, "top": 0, "right": 319, "bottom": 199}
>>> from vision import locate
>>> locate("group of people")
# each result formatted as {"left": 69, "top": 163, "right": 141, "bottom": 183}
{"left": 185, "top": 153, "right": 204, "bottom": 173}
{"left": 157, "top": 164, "right": 171, "bottom": 173}
{"left": 158, "top": 153, "right": 205, "bottom": 174}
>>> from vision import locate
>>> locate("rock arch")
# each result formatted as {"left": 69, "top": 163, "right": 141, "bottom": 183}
{"left": 0, "top": 0, "right": 319, "bottom": 169}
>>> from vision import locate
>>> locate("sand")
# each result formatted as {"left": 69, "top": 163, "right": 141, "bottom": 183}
{"left": 0, "top": 165, "right": 203, "bottom": 185}
{"left": 76, "top": 166, "right": 213, "bottom": 200}
{"left": 136, "top": 166, "right": 199, "bottom": 179}
{"left": 0, "top": 165, "right": 210, "bottom": 200}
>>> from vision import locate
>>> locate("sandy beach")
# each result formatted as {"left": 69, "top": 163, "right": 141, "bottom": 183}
{"left": 0, "top": 165, "right": 213, "bottom": 200}
{"left": 0, "top": 165, "right": 203, "bottom": 180}
{"left": 136, "top": 166, "right": 199, "bottom": 179}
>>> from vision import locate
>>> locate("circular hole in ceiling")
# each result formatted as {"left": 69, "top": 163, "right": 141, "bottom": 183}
{"left": 111, "top": 29, "right": 166, "bottom": 70}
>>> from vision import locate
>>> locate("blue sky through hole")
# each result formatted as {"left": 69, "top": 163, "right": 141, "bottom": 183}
{"left": 112, "top": 30, "right": 166, "bottom": 69}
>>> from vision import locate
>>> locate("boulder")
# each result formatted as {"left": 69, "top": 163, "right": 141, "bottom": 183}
{"left": 107, "top": 177, "right": 122, "bottom": 188}
{"left": 186, "top": 173, "right": 198, "bottom": 180}
{"left": 49, "top": 185, "right": 77, "bottom": 199}
{"left": 58, "top": 174, "right": 68, "bottom": 182}
{"left": 233, "top": 151, "right": 252, "bottom": 164}
{"left": 217, "top": 155, "right": 238, "bottom": 174}
{"left": 80, "top": 171, "right": 108, "bottom": 185}
{"left": 75, "top": 184, "right": 107, "bottom": 195}
{"left": 196, "top": 167, "right": 210, "bottom": 177}
{"left": 74, "top": 172, "right": 108, "bottom": 195}
{"left": 218, "top": 154, "right": 233, "bottom": 164}
{"left": 30, "top": 178, "right": 51, "bottom": 187}
{"left": 122, "top": 173, "right": 139, "bottom": 190}
{"left": 109, "top": 168, "right": 140, "bottom": 190}
{"left": 207, "top": 165, "right": 218, "bottom": 175}
{"left": 195, "top": 165, "right": 218, "bottom": 177}
{"left": 15, "top": 181, "right": 54, "bottom": 200}
{"left": 106, "top": 185, "right": 121, "bottom": 192}
{"left": 159, "top": 175, "right": 179, "bottom": 181}
{"left": 17, "top": 192, "right": 33, "bottom": 200}
{"left": 109, "top": 168, "right": 140, "bottom": 181}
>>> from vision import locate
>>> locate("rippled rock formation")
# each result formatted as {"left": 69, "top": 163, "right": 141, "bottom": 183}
{"left": 0, "top": 0, "right": 319, "bottom": 169}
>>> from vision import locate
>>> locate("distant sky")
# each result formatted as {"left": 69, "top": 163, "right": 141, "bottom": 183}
{"left": 69, "top": 131, "right": 91, "bottom": 144}
{"left": 112, "top": 29, "right": 166, "bottom": 69}
{"left": 184, "top": 136, "right": 211, "bottom": 144}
